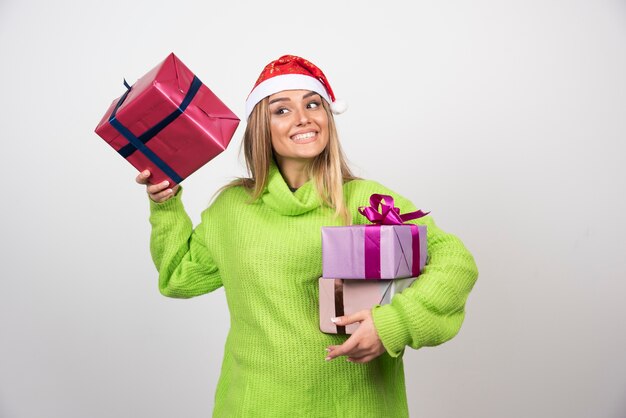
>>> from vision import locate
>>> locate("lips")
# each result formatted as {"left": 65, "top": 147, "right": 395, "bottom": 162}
{"left": 290, "top": 131, "right": 317, "bottom": 143}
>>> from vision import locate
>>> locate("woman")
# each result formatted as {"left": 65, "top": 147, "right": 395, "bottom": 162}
{"left": 136, "top": 55, "right": 478, "bottom": 417}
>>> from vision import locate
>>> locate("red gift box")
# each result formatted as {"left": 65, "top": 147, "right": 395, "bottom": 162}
{"left": 94, "top": 53, "right": 240, "bottom": 186}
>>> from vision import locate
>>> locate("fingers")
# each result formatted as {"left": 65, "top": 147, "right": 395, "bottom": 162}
{"left": 328, "top": 344, "right": 370, "bottom": 359}
{"left": 324, "top": 310, "right": 385, "bottom": 364}
{"left": 331, "top": 309, "right": 370, "bottom": 326}
{"left": 325, "top": 336, "right": 359, "bottom": 361}
{"left": 324, "top": 312, "right": 368, "bottom": 361}
{"left": 326, "top": 339, "right": 385, "bottom": 364}
{"left": 148, "top": 185, "right": 178, "bottom": 203}
{"left": 147, "top": 180, "right": 171, "bottom": 195}
{"left": 135, "top": 170, "right": 179, "bottom": 203}
{"left": 135, "top": 170, "right": 151, "bottom": 184}
{"left": 346, "top": 354, "right": 379, "bottom": 364}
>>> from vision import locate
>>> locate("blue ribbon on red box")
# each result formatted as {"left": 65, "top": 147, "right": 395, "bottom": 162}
{"left": 107, "top": 76, "right": 203, "bottom": 184}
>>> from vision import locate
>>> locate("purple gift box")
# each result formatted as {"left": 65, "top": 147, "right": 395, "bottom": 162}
{"left": 321, "top": 193, "right": 429, "bottom": 280}
{"left": 322, "top": 224, "right": 427, "bottom": 279}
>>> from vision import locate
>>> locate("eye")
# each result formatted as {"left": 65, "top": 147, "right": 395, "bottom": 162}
{"left": 307, "top": 100, "right": 321, "bottom": 109}
{"left": 273, "top": 107, "right": 290, "bottom": 115}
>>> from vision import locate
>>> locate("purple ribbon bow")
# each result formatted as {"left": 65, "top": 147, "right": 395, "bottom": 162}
{"left": 358, "top": 194, "right": 429, "bottom": 279}
{"left": 358, "top": 194, "right": 429, "bottom": 225}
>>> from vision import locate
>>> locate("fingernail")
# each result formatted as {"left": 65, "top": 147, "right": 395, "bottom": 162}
{"left": 325, "top": 356, "right": 332, "bottom": 361}
{"left": 162, "top": 181, "right": 169, "bottom": 186}
{"left": 346, "top": 358, "right": 353, "bottom": 363}
{"left": 330, "top": 317, "right": 339, "bottom": 323}
{"left": 166, "top": 189, "right": 173, "bottom": 194}
{"left": 325, "top": 348, "right": 331, "bottom": 352}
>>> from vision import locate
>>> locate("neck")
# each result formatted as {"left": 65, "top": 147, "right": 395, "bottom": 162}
{"left": 274, "top": 157, "right": 311, "bottom": 189}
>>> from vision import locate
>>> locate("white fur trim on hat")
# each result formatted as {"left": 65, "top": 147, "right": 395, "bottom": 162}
{"left": 245, "top": 74, "right": 331, "bottom": 120}
{"left": 330, "top": 99, "right": 348, "bottom": 115}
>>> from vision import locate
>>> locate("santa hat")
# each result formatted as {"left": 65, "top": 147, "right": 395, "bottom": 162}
{"left": 245, "top": 54, "right": 347, "bottom": 120}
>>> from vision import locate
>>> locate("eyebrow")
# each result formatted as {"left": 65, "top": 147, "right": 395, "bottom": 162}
{"left": 268, "top": 91, "right": 321, "bottom": 105}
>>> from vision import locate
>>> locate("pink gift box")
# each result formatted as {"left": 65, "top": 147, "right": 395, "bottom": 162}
{"left": 319, "top": 277, "right": 416, "bottom": 334}
{"left": 94, "top": 53, "right": 240, "bottom": 187}
{"left": 322, "top": 224, "right": 427, "bottom": 279}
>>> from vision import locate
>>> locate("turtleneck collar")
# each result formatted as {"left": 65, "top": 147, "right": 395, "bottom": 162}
{"left": 261, "top": 160, "right": 322, "bottom": 216}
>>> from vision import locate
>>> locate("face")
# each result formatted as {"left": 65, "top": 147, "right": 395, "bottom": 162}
{"left": 268, "top": 89, "right": 329, "bottom": 165}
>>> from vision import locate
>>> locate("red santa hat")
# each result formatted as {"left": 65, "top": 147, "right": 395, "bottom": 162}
{"left": 245, "top": 54, "right": 347, "bottom": 120}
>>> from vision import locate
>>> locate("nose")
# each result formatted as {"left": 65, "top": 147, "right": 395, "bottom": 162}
{"left": 295, "top": 108, "right": 310, "bottom": 126}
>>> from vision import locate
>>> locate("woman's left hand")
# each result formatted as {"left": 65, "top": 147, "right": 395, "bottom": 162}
{"left": 325, "top": 310, "right": 386, "bottom": 363}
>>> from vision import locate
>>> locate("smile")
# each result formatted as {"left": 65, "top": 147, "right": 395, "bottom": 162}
{"left": 290, "top": 132, "right": 317, "bottom": 143}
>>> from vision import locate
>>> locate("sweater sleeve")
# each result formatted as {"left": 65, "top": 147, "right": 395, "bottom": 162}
{"left": 149, "top": 188, "right": 222, "bottom": 298}
{"left": 356, "top": 184, "right": 479, "bottom": 357}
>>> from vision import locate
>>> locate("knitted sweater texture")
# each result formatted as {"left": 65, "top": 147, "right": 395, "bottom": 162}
{"left": 149, "top": 163, "right": 478, "bottom": 417}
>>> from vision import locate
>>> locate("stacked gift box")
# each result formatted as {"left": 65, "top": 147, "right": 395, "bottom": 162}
{"left": 319, "top": 194, "right": 428, "bottom": 334}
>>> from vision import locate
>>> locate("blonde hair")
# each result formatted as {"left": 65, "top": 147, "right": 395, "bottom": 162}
{"left": 224, "top": 97, "right": 357, "bottom": 225}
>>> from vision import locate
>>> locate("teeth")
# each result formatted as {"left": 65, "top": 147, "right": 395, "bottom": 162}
{"left": 291, "top": 132, "right": 316, "bottom": 141}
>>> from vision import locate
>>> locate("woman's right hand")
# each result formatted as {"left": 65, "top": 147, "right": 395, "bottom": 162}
{"left": 135, "top": 170, "right": 180, "bottom": 203}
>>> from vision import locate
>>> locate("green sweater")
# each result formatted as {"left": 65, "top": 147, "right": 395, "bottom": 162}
{"left": 149, "top": 163, "right": 478, "bottom": 417}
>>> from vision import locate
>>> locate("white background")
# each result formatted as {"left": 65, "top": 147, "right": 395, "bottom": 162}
{"left": 1, "top": 1, "right": 625, "bottom": 417}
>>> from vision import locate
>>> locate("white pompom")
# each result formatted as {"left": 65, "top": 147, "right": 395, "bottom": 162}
{"left": 330, "top": 99, "right": 348, "bottom": 115}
